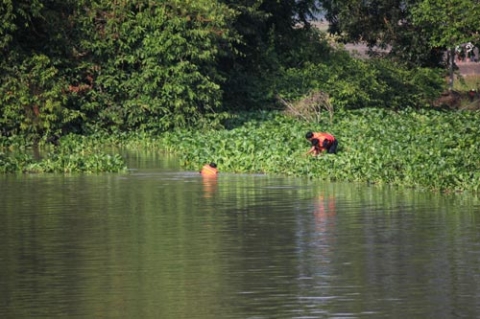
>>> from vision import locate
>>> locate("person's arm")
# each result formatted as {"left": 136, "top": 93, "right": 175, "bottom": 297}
{"left": 306, "top": 138, "right": 320, "bottom": 156}
{"left": 306, "top": 145, "right": 316, "bottom": 155}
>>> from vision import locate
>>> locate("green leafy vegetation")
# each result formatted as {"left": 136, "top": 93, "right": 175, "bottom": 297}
{"left": 154, "top": 110, "right": 480, "bottom": 193}
{"left": 0, "top": 0, "right": 451, "bottom": 139}
{"left": 0, "top": 150, "right": 126, "bottom": 174}
{"left": 0, "top": 1, "right": 479, "bottom": 193}
{"left": 1, "top": 109, "right": 480, "bottom": 192}
{"left": 0, "top": 134, "right": 127, "bottom": 173}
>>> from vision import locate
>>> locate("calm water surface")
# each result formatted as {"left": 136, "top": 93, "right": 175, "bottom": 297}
{"left": 1, "top": 152, "right": 480, "bottom": 319}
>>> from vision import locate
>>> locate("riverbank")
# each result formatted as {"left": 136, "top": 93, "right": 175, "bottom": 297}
{"left": 1, "top": 108, "right": 480, "bottom": 193}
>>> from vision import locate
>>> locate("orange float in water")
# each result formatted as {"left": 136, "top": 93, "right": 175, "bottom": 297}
{"left": 200, "top": 162, "right": 218, "bottom": 176}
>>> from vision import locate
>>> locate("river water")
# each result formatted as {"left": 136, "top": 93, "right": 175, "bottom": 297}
{"left": 1, "top": 151, "right": 480, "bottom": 318}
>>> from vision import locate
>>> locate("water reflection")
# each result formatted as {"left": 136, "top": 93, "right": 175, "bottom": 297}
{"left": 1, "top": 154, "right": 480, "bottom": 318}
{"left": 202, "top": 174, "right": 218, "bottom": 199}
{"left": 313, "top": 193, "right": 336, "bottom": 235}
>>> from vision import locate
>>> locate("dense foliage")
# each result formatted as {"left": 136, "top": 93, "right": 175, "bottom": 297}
{"left": 0, "top": 0, "right": 447, "bottom": 141}
{"left": 319, "top": 0, "right": 480, "bottom": 67}
{"left": 0, "top": 134, "right": 126, "bottom": 173}
{"left": 1, "top": 1, "right": 478, "bottom": 194}
{"left": 0, "top": 0, "right": 238, "bottom": 137}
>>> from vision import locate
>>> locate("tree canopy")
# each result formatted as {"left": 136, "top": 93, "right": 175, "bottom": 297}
{"left": 410, "top": 0, "right": 480, "bottom": 48}
{"left": 319, "top": 0, "right": 480, "bottom": 67}
{"left": 0, "top": 0, "right": 449, "bottom": 141}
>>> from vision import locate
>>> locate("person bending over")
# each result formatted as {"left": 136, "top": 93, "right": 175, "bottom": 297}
{"left": 305, "top": 131, "right": 338, "bottom": 156}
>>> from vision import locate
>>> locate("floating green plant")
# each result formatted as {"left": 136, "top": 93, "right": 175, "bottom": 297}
{"left": 2, "top": 109, "right": 480, "bottom": 192}
{"left": 0, "top": 134, "right": 127, "bottom": 174}
{"left": 155, "top": 109, "right": 480, "bottom": 193}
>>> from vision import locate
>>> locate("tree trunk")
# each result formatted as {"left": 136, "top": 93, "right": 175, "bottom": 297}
{"left": 449, "top": 47, "right": 455, "bottom": 90}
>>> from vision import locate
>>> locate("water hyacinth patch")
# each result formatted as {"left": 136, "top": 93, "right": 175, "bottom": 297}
{"left": 2, "top": 108, "right": 480, "bottom": 193}
{"left": 156, "top": 109, "right": 480, "bottom": 193}
{"left": 0, "top": 134, "right": 127, "bottom": 174}
{"left": 0, "top": 152, "right": 126, "bottom": 174}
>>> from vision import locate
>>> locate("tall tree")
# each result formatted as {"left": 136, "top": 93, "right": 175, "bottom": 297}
{"left": 0, "top": 0, "right": 239, "bottom": 136}
{"left": 319, "top": 0, "right": 446, "bottom": 67}
{"left": 0, "top": 0, "right": 78, "bottom": 138}
{"left": 218, "top": 0, "right": 324, "bottom": 109}
{"left": 410, "top": 0, "right": 480, "bottom": 87}
{"left": 76, "top": 0, "right": 239, "bottom": 132}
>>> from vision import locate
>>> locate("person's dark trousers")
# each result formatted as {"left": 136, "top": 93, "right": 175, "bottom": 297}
{"left": 327, "top": 140, "right": 338, "bottom": 154}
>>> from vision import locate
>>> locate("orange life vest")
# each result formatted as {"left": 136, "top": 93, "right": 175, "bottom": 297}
{"left": 313, "top": 132, "right": 336, "bottom": 151}
{"left": 311, "top": 132, "right": 322, "bottom": 140}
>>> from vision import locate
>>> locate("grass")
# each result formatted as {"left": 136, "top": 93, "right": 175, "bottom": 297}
{"left": 454, "top": 74, "right": 480, "bottom": 91}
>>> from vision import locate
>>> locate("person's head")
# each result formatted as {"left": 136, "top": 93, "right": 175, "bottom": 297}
{"left": 311, "top": 138, "right": 319, "bottom": 146}
{"left": 209, "top": 162, "right": 217, "bottom": 168}
{"left": 305, "top": 131, "right": 314, "bottom": 139}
